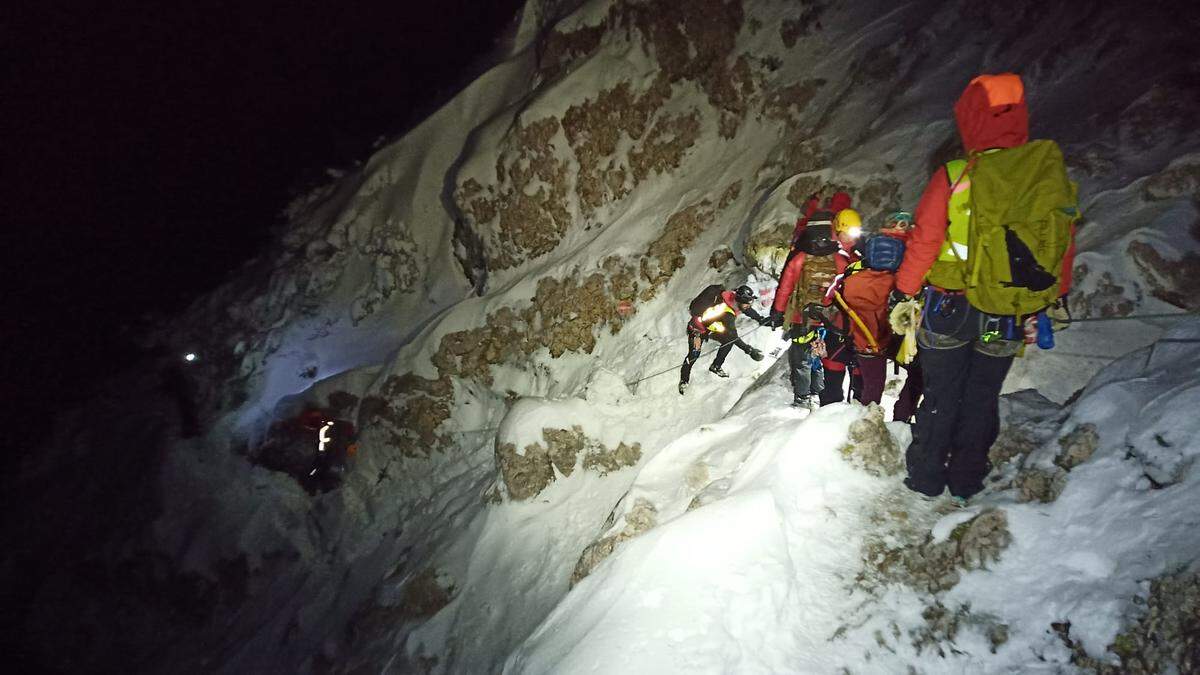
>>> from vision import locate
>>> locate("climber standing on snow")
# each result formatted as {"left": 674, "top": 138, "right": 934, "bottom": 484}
{"left": 890, "top": 73, "right": 1078, "bottom": 500}
{"left": 815, "top": 207, "right": 877, "bottom": 406}
{"left": 825, "top": 208, "right": 915, "bottom": 407}
{"left": 679, "top": 284, "right": 767, "bottom": 395}
{"left": 768, "top": 194, "right": 851, "bottom": 408}
{"left": 875, "top": 211, "right": 924, "bottom": 423}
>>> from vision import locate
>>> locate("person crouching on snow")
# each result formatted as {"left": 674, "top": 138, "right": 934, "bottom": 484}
{"left": 679, "top": 284, "right": 768, "bottom": 395}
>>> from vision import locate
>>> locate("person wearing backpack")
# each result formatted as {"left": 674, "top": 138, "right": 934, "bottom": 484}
{"left": 769, "top": 217, "right": 845, "bottom": 408}
{"left": 890, "top": 73, "right": 1079, "bottom": 500}
{"left": 679, "top": 284, "right": 768, "bottom": 395}
{"left": 824, "top": 207, "right": 900, "bottom": 406}
{"left": 788, "top": 191, "right": 853, "bottom": 252}
{"left": 875, "top": 211, "right": 924, "bottom": 422}
{"left": 809, "top": 207, "right": 863, "bottom": 406}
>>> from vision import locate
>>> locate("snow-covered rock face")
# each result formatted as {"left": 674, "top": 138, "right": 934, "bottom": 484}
{"left": 18, "top": 0, "right": 1200, "bottom": 672}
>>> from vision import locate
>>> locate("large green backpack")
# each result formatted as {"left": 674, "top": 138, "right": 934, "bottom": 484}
{"left": 934, "top": 140, "right": 1079, "bottom": 316}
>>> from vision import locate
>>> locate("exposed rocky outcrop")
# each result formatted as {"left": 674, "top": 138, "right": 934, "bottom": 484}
{"left": 1006, "top": 423, "right": 1098, "bottom": 503}
{"left": 1142, "top": 159, "right": 1200, "bottom": 200}
{"left": 1013, "top": 467, "right": 1068, "bottom": 504}
{"left": 858, "top": 509, "right": 1012, "bottom": 594}
{"left": 457, "top": 0, "right": 751, "bottom": 272}
{"left": 908, "top": 602, "right": 1009, "bottom": 658}
{"left": 1127, "top": 240, "right": 1200, "bottom": 310}
{"left": 838, "top": 404, "right": 903, "bottom": 477}
{"left": 495, "top": 426, "right": 641, "bottom": 501}
{"left": 989, "top": 425, "right": 1040, "bottom": 466}
{"left": 1054, "top": 423, "right": 1099, "bottom": 471}
{"left": 537, "top": 21, "right": 606, "bottom": 82}
{"left": 348, "top": 567, "right": 456, "bottom": 642}
{"left": 1118, "top": 82, "right": 1200, "bottom": 153}
{"left": 639, "top": 198, "right": 720, "bottom": 293}
{"left": 1106, "top": 569, "right": 1200, "bottom": 674}
{"left": 1052, "top": 569, "right": 1200, "bottom": 674}
{"left": 562, "top": 78, "right": 673, "bottom": 212}
{"left": 358, "top": 374, "right": 454, "bottom": 459}
{"left": 1073, "top": 264, "right": 1138, "bottom": 318}
{"left": 457, "top": 117, "right": 573, "bottom": 271}
{"left": 708, "top": 246, "right": 734, "bottom": 270}
{"left": 779, "top": 2, "right": 826, "bottom": 49}
{"left": 571, "top": 496, "right": 658, "bottom": 586}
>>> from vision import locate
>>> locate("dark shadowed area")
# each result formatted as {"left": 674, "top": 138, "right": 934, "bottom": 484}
{"left": 3, "top": 0, "right": 525, "bottom": 433}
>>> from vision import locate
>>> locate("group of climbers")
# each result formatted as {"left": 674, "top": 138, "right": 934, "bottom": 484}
{"left": 679, "top": 72, "right": 1079, "bottom": 504}
{"left": 678, "top": 198, "right": 919, "bottom": 414}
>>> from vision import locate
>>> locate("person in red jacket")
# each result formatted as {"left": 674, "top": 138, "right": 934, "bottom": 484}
{"left": 814, "top": 207, "right": 868, "bottom": 406}
{"left": 786, "top": 191, "right": 853, "bottom": 254}
{"left": 769, "top": 194, "right": 850, "bottom": 407}
{"left": 891, "top": 73, "right": 1077, "bottom": 500}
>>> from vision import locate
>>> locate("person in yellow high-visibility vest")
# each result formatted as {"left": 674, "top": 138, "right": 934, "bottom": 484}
{"left": 679, "top": 285, "right": 767, "bottom": 395}
{"left": 890, "top": 73, "right": 1078, "bottom": 501}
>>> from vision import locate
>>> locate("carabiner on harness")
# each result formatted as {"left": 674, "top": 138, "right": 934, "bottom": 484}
{"left": 980, "top": 315, "right": 1002, "bottom": 344}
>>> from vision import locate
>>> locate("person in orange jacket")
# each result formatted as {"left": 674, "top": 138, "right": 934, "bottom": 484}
{"left": 891, "top": 73, "right": 1077, "bottom": 500}
{"left": 823, "top": 207, "right": 896, "bottom": 406}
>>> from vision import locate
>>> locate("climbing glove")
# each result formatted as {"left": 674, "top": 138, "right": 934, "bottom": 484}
{"left": 888, "top": 298, "right": 923, "bottom": 365}
{"left": 767, "top": 309, "right": 785, "bottom": 328}
{"left": 887, "top": 288, "right": 913, "bottom": 313}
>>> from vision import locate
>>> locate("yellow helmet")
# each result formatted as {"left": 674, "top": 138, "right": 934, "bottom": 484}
{"left": 833, "top": 208, "right": 862, "bottom": 237}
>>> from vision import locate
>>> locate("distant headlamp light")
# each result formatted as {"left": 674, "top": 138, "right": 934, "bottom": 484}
{"left": 184, "top": 352, "right": 198, "bottom": 362}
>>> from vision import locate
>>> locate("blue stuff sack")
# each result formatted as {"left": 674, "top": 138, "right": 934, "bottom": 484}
{"left": 862, "top": 235, "right": 905, "bottom": 272}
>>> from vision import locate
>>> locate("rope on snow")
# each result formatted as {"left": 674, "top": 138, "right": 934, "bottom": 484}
{"left": 625, "top": 323, "right": 769, "bottom": 387}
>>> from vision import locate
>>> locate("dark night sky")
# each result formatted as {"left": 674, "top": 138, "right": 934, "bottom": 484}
{"left": 4, "top": 0, "right": 526, "bottom": 428}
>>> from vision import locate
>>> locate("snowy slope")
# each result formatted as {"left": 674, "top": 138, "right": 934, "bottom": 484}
{"left": 508, "top": 320, "right": 1200, "bottom": 674}
{"left": 17, "top": 0, "right": 1200, "bottom": 672}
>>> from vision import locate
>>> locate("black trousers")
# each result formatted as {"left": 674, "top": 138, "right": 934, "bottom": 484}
{"left": 904, "top": 290, "right": 1021, "bottom": 498}
{"left": 680, "top": 330, "right": 751, "bottom": 383}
